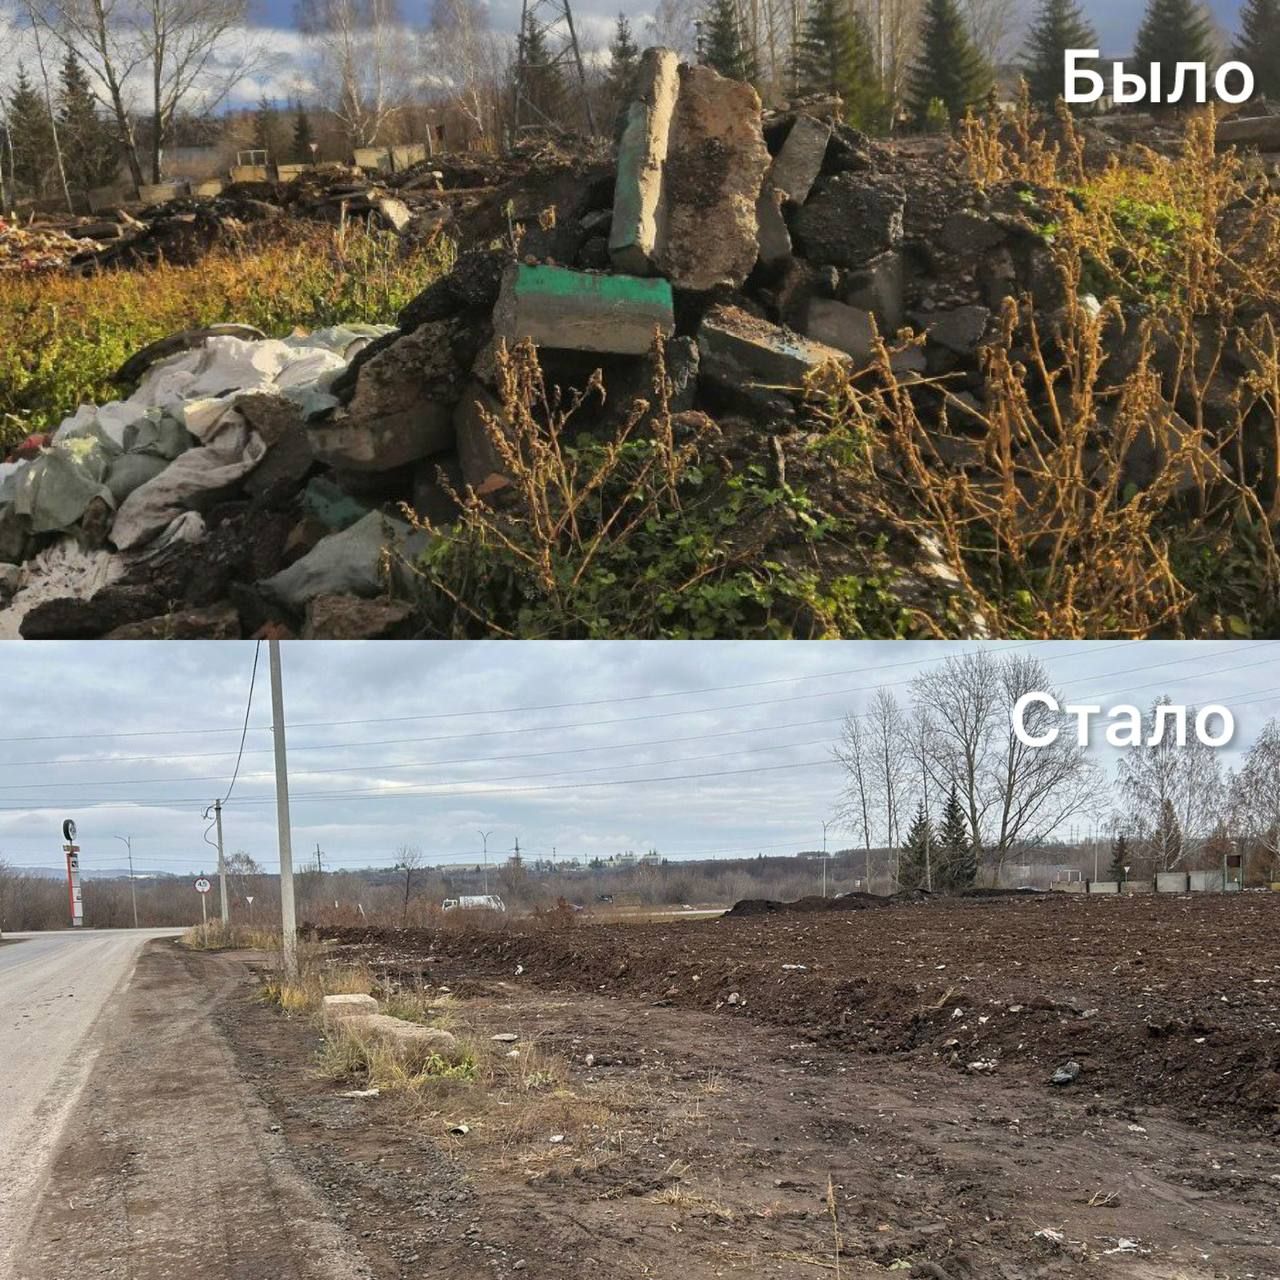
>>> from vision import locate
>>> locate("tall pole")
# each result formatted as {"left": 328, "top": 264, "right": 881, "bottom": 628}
{"left": 479, "top": 830, "right": 493, "bottom": 894}
{"left": 114, "top": 835, "right": 138, "bottom": 929}
{"left": 270, "top": 639, "right": 298, "bottom": 977}
{"left": 215, "top": 799, "right": 229, "bottom": 926}
{"left": 821, "top": 820, "right": 832, "bottom": 897}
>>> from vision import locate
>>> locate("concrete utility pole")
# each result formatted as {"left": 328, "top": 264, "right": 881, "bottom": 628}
{"left": 269, "top": 639, "right": 298, "bottom": 977}
{"left": 114, "top": 835, "right": 138, "bottom": 929}
{"left": 215, "top": 800, "right": 229, "bottom": 926}
{"left": 821, "top": 820, "right": 833, "bottom": 898}
{"left": 478, "top": 830, "right": 493, "bottom": 894}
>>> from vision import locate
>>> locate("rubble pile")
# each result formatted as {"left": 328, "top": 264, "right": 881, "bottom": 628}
{"left": 0, "top": 216, "right": 106, "bottom": 273}
{"left": 3, "top": 50, "right": 1275, "bottom": 638}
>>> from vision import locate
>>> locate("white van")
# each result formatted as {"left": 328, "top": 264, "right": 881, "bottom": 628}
{"left": 442, "top": 894, "right": 507, "bottom": 912}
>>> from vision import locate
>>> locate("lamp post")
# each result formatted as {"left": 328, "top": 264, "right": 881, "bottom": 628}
{"left": 114, "top": 835, "right": 138, "bottom": 928}
{"left": 478, "top": 830, "right": 493, "bottom": 895}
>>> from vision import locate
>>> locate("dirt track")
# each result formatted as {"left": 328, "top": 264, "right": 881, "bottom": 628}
{"left": 15, "top": 943, "right": 371, "bottom": 1280}
{"left": 223, "top": 899, "right": 1280, "bottom": 1280}
{"left": 319, "top": 893, "right": 1280, "bottom": 1132}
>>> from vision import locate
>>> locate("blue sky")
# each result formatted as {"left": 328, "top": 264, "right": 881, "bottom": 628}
{"left": 243, "top": 1, "right": 1249, "bottom": 60}
{"left": 0, "top": 640, "right": 1274, "bottom": 878}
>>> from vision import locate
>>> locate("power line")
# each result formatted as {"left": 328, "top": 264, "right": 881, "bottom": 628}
{"left": 222, "top": 641, "right": 261, "bottom": 805}
{"left": 1, "top": 643, "right": 1273, "bottom": 796}
{"left": 0, "top": 640, "right": 1096, "bottom": 747}
{"left": 0, "top": 640, "right": 1256, "bottom": 775}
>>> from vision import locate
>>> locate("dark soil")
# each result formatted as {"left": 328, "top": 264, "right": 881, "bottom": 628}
{"left": 314, "top": 893, "right": 1280, "bottom": 1133}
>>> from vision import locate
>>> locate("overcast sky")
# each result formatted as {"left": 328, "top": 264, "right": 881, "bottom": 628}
{"left": 0, "top": 640, "right": 1276, "bottom": 879}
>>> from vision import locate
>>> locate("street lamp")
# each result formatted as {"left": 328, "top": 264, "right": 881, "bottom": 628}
{"left": 478, "top": 830, "right": 493, "bottom": 895}
{"left": 114, "top": 835, "right": 138, "bottom": 928}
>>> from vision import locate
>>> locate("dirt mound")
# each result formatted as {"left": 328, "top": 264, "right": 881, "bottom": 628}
{"left": 725, "top": 891, "right": 894, "bottom": 917}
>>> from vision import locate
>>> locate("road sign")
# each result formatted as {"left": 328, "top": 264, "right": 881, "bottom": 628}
{"left": 62, "top": 819, "right": 77, "bottom": 842}
{"left": 194, "top": 877, "right": 212, "bottom": 894}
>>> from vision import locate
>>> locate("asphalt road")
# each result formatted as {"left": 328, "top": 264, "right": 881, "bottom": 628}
{"left": 0, "top": 928, "right": 180, "bottom": 1271}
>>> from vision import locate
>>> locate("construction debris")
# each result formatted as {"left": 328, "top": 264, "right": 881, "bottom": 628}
{"left": 5, "top": 52, "right": 1275, "bottom": 639}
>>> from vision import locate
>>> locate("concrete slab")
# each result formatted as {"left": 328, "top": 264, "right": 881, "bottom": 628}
{"left": 801, "top": 297, "right": 876, "bottom": 362}
{"left": 698, "top": 303, "right": 850, "bottom": 394}
{"left": 767, "top": 115, "right": 831, "bottom": 206}
{"left": 322, "top": 993, "right": 380, "bottom": 1027}
{"left": 493, "top": 262, "right": 674, "bottom": 356}
{"left": 610, "top": 47, "right": 680, "bottom": 275}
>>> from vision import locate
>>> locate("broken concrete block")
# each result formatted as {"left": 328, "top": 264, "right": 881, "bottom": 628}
{"left": 792, "top": 173, "right": 904, "bottom": 269}
{"left": 609, "top": 47, "right": 680, "bottom": 275}
{"left": 698, "top": 304, "right": 851, "bottom": 396}
{"left": 845, "top": 250, "right": 906, "bottom": 334}
{"left": 940, "top": 209, "right": 1006, "bottom": 256}
{"left": 454, "top": 381, "right": 511, "bottom": 496}
{"left": 652, "top": 64, "right": 770, "bottom": 291}
{"left": 307, "top": 322, "right": 463, "bottom": 472}
{"left": 342, "top": 1012, "right": 462, "bottom": 1066}
{"left": 105, "top": 602, "right": 242, "bottom": 639}
{"left": 756, "top": 186, "right": 792, "bottom": 265}
{"left": 922, "top": 305, "right": 991, "bottom": 357}
{"left": 493, "top": 262, "right": 674, "bottom": 356}
{"left": 767, "top": 115, "right": 831, "bottom": 206}
{"left": 801, "top": 298, "right": 876, "bottom": 363}
{"left": 323, "top": 993, "right": 380, "bottom": 1027}
{"left": 302, "top": 594, "right": 416, "bottom": 639}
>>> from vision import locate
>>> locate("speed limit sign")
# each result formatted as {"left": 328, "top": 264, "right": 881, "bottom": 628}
{"left": 194, "top": 877, "right": 211, "bottom": 894}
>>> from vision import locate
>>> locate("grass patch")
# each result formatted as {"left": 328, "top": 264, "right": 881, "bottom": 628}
{"left": 180, "top": 921, "right": 280, "bottom": 951}
{"left": 261, "top": 956, "right": 375, "bottom": 1015}
{"left": 0, "top": 224, "right": 453, "bottom": 440}
{"left": 406, "top": 339, "right": 907, "bottom": 640}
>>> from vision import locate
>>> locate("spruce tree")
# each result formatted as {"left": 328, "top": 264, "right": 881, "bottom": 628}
{"left": 1108, "top": 833, "right": 1129, "bottom": 881}
{"left": 900, "top": 800, "right": 935, "bottom": 891}
{"left": 6, "top": 66, "right": 54, "bottom": 198}
{"left": 516, "top": 11, "right": 569, "bottom": 125}
{"left": 907, "top": 0, "right": 993, "bottom": 127}
{"left": 936, "top": 784, "right": 976, "bottom": 890}
{"left": 1021, "top": 0, "right": 1098, "bottom": 107}
{"left": 57, "top": 52, "right": 116, "bottom": 192}
{"left": 253, "top": 95, "right": 278, "bottom": 156}
{"left": 1132, "top": 0, "right": 1215, "bottom": 76}
{"left": 791, "top": 0, "right": 886, "bottom": 129}
{"left": 291, "top": 104, "right": 316, "bottom": 163}
{"left": 1235, "top": 0, "right": 1280, "bottom": 100}
{"left": 702, "top": 0, "right": 758, "bottom": 84}
{"left": 608, "top": 13, "right": 640, "bottom": 95}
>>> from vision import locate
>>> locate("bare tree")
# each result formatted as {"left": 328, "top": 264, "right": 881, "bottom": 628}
{"left": 867, "top": 688, "right": 911, "bottom": 886}
{"left": 963, "top": 0, "right": 1021, "bottom": 68}
{"left": 39, "top": 0, "right": 148, "bottom": 187}
{"left": 426, "top": 0, "right": 502, "bottom": 144}
{"left": 39, "top": 0, "right": 264, "bottom": 187}
{"left": 394, "top": 844, "right": 424, "bottom": 923}
{"left": 136, "top": 0, "right": 264, "bottom": 183}
{"left": 298, "top": 0, "right": 408, "bottom": 149}
{"left": 912, "top": 651, "right": 1096, "bottom": 877}
{"left": 646, "top": 0, "right": 699, "bottom": 58}
{"left": 1116, "top": 700, "right": 1226, "bottom": 873}
{"left": 1230, "top": 718, "right": 1280, "bottom": 882}
{"left": 18, "top": 0, "right": 74, "bottom": 209}
{"left": 833, "top": 712, "right": 875, "bottom": 887}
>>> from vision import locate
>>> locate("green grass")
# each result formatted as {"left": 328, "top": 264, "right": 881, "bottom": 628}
{"left": 0, "top": 225, "right": 453, "bottom": 442}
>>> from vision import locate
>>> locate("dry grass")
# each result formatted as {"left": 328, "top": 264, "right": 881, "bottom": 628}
{"left": 179, "top": 921, "right": 280, "bottom": 951}
{"left": 261, "top": 952, "right": 375, "bottom": 1015}
{"left": 813, "top": 103, "right": 1280, "bottom": 638}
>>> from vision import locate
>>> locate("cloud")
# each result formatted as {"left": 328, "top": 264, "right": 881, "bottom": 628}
{"left": 0, "top": 640, "right": 1272, "bottom": 877}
